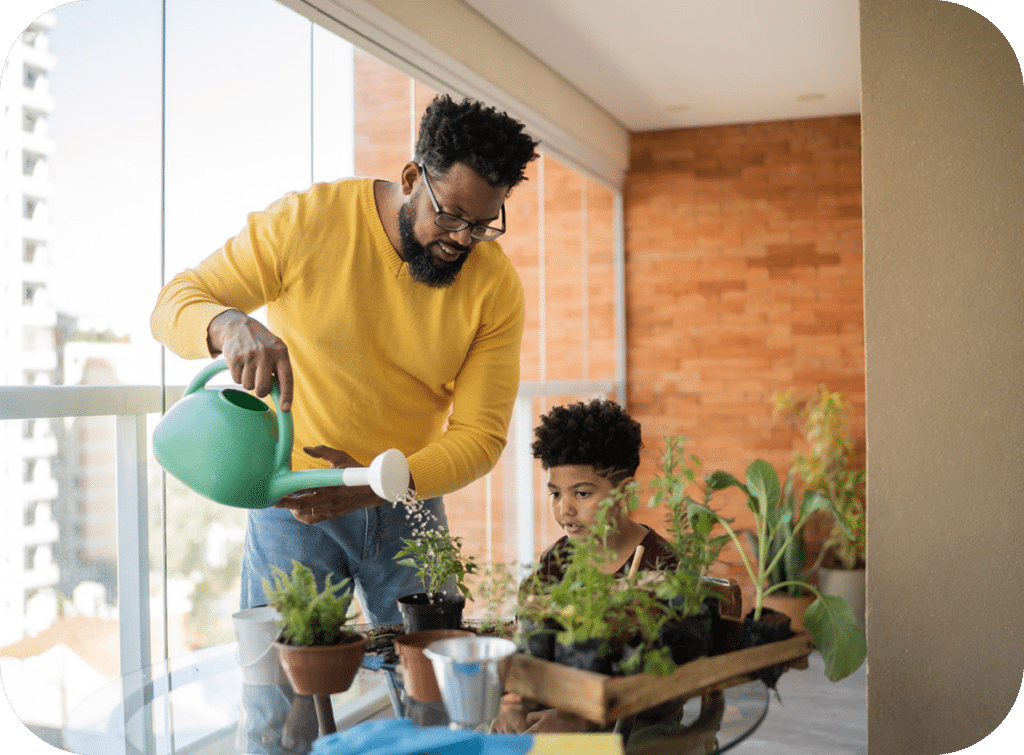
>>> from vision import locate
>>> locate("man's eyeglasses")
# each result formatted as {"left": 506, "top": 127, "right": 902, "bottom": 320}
{"left": 417, "top": 162, "right": 506, "bottom": 241}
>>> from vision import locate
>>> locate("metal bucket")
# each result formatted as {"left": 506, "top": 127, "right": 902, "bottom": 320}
{"left": 422, "top": 636, "right": 517, "bottom": 730}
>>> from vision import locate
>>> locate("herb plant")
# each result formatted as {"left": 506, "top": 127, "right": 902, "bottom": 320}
{"left": 519, "top": 487, "right": 676, "bottom": 675}
{"left": 395, "top": 527, "right": 479, "bottom": 602}
{"left": 262, "top": 560, "right": 357, "bottom": 646}
{"left": 694, "top": 459, "right": 867, "bottom": 681}
{"left": 648, "top": 436, "right": 729, "bottom": 616}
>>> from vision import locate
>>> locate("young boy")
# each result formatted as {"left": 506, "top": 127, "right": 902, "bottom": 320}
{"left": 492, "top": 399, "right": 677, "bottom": 735}
{"left": 531, "top": 398, "right": 676, "bottom": 582}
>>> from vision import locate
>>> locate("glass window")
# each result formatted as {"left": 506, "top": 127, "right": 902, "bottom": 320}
{"left": 0, "top": 0, "right": 622, "bottom": 745}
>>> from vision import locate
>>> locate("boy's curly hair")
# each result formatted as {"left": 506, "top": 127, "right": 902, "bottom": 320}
{"left": 531, "top": 399, "right": 643, "bottom": 483}
{"left": 415, "top": 94, "right": 540, "bottom": 188}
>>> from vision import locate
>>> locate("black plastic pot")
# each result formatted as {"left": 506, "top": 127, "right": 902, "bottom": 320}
{"left": 553, "top": 637, "right": 616, "bottom": 675}
{"left": 516, "top": 617, "right": 562, "bottom": 661}
{"left": 396, "top": 592, "right": 465, "bottom": 633}
{"left": 658, "top": 610, "right": 715, "bottom": 666}
{"left": 741, "top": 606, "right": 794, "bottom": 688}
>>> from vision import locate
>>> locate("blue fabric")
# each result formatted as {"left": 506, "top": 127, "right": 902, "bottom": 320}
{"left": 240, "top": 496, "right": 446, "bottom": 624}
{"left": 311, "top": 719, "right": 534, "bottom": 755}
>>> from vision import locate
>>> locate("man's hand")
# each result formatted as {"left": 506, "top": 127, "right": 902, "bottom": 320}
{"left": 489, "top": 694, "right": 530, "bottom": 734}
{"left": 274, "top": 445, "right": 388, "bottom": 524}
{"left": 207, "top": 309, "right": 294, "bottom": 412}
{"left": 524, "top": 708, "right": 599, "bottom": 734}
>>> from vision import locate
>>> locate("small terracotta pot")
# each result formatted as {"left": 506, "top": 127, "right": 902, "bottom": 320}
{"left": 394, "top": 629, "right": 474, "bottom": 702}
{"left": 761, "top": 591, "right": 815, "bottom": 632}
{"left": 274, "top": 632, "right": 368, "bottom": 696}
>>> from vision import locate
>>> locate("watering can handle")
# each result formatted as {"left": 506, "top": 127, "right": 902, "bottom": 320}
{"left": 186, "top": 359, "right": 293, "bottom": 474}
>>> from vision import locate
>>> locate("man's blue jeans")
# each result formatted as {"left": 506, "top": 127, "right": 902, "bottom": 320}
{"left": 239, "top": 496, "right": 446, "bottom": 625}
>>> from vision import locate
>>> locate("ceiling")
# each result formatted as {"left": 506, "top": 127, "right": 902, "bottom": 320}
{"left": 463, "top": 0, "right": 862, "bottom": 132}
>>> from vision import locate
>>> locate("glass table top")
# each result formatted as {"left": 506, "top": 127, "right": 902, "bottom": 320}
{"left": 61, "top": 642, "right": 769, "bottom": 754}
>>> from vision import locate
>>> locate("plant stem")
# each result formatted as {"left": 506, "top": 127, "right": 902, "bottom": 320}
{"left": 711, "top": 518, "right": 763, "bottom": 619}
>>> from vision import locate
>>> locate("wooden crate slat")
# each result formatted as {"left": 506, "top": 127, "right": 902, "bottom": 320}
{"left": 505, "top": 633, "right": 813, "bottom": 725}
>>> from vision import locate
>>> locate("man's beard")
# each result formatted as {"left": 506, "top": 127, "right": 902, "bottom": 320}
{"left": 398, "top": 203, "right": 470, "bottom": 288}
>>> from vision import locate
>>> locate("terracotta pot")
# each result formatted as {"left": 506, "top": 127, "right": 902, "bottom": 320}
{"left": 274, "top": 632, "right": 368, "bottom": 696}
{"left": 761, "top": 591, "right": 815, "bottom": 632}
{"left": 818, "top": 567, "right": 865, "bottom": 634}
{"left": 397, "top": 592, "right": 466, "bottom": 633}
{"left": 394, "top": 629, "right": 474, "bottom": 703}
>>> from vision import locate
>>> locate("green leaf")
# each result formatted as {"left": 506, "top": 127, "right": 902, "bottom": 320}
{"left": 745, "top": 460, "right": 780, "bottom": 519}
{"left": 802, "top": 594, "right": 867, "bottom": 681}
{"left": 798, "top": 490, "right": 853, "bottom": 540}
{"left": 705, "top": 470, "right": 744, "bottom": 493}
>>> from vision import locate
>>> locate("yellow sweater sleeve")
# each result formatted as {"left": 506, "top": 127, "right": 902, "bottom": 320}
{"left": 151, "top": 179, "right": 524, "bottom": 500}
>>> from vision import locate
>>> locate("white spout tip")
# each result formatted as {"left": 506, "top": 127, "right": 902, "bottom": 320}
{"left": 368, "top": 448, "right": 410, "bottom": 501}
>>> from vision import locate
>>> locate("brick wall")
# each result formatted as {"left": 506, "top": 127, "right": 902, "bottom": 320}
{"left": 626, "top": 117, "right": 865, "bottom": 560}
{"left": 350, "top": 50, "right": 865, "bottom": 577}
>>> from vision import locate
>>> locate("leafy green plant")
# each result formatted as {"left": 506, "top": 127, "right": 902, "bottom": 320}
{"left": 693, "top": 460, "right": 867, "bottom": 682}
{"left": 739, "top": 468, "right": 807, "bottom": 597}
{"left": 774, "top": 386, "right": 866, "bottom": 570}
{"left": 262, "top": 560, "right": 358, "bottom": 646}
{"left": 395, "top": 527, "right": 479, "bottom": 602}
{"left": 518, "top": 488, "right": 676, "bottom": 674}
{"left": 472, "top": 561, "right": 519, "bottom": 634}
{"left": 649, "top": 436, "right": 729, "bottom": 616}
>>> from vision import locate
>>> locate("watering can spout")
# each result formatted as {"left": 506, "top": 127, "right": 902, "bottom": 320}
{"left": 267, "top": 448, "right": 410, "bottom": 503}
{"left": 152, "top": 360, "right": 411, "bottom": 509}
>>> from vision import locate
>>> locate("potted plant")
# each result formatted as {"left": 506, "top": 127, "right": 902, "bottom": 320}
{"left": 737, "top": 468, "right": 816, "bottom": 631}
{"left": 263, "top": 560, "right": 368, "bottom": 697}
{"left": 647, "top": 436, "right": 730, "bottom": 662}
{"left": 518, "top": 490, "right": 676, "bottom": 676}
{"left": 775, "top": 386, "right": 867, "bottom": 631}
{"left": 394, "top": 526, "right": 479, "bottom": 632}
{"left": 693, "top": 459, "right": 867, "bottom": 685}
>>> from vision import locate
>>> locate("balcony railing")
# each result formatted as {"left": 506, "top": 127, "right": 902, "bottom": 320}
{"left": 0, "top": 377, "right": 614, "bottom": 680}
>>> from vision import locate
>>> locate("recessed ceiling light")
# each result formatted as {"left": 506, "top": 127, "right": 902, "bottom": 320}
{"left": 797, "top": 92, "right": 826, "bottom": 102}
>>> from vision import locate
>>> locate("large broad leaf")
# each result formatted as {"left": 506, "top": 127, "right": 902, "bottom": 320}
{"left": 802, "top": 594, "right": 867, "bottom": 682}
{"left": 745, "top": 460, "right": 781, "bottom": 520}
{"left": 798, "top": 490, "right": 854, "bottom": 540}
{"left": 705, "top": 470, "right": 744, "bottom": 493}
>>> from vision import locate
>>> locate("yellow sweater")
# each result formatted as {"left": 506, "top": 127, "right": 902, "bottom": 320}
{"left": 151, "top": 178, "right": 525, "bottom": 498}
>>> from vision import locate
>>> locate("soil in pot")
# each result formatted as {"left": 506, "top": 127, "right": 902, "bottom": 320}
{"left": 394, "top": 629, "right": 474, "bottom": 703}
{"left": 274, "top": 631, "right": 368, "bottom": 696}
{"left": 552, "top": 637, "right": 616, "bottom": 675}
{"left": 659, "top": 610, "right": 714, "bottom": 666}
{"left": 741, "top": 607, "right": 794, "bottom": 688}
{"left": 397, "top": 592, "right": 465, "bottom": 633}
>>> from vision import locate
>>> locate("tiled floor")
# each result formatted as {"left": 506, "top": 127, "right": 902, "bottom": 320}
{"left": 727, "top": 650, "right": 867, "bottom": 754}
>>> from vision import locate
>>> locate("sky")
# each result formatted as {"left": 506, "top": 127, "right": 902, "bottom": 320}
{"left": 2, "top": 0, "right": 354, "bottom": 386}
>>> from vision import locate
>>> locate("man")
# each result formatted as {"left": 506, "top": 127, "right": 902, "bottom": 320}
{"left": 152, "top": 94, "right": 540, "bottom": 624}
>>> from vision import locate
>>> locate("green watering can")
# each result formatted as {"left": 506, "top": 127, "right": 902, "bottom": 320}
{"left": 152, "top": 359, "right": 410, "bottom": 509}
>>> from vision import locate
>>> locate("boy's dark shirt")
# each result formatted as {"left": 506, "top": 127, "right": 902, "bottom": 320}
{"left": 534, "top": 524, "right": 677, "bottom": 584}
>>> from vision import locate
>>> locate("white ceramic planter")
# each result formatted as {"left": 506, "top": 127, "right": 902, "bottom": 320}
{"left": 818, "top": 567, "right": 865, "bottom": 634}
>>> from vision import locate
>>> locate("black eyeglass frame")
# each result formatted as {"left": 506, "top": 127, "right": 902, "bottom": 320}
{"left": 416, "top": 162, "right": 506, "bottom": 241}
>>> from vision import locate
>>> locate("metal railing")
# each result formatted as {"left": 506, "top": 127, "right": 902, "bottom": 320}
{"left": 0, "top": 383, "right": 184, "bottom": 680}
{"left": 0, "top": 379, "right": 618, "bottom": 675}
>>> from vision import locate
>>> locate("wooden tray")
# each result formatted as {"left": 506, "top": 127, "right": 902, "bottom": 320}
{"left": 504, "top": 630, "right": 813, "bottom": 725}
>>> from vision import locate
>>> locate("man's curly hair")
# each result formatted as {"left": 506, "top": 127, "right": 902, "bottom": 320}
{"left": 415, "top": 94, "right": 540, "bottom": 188}
{"left": 531, "top": 399, "right": 643, "bottom": 483}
